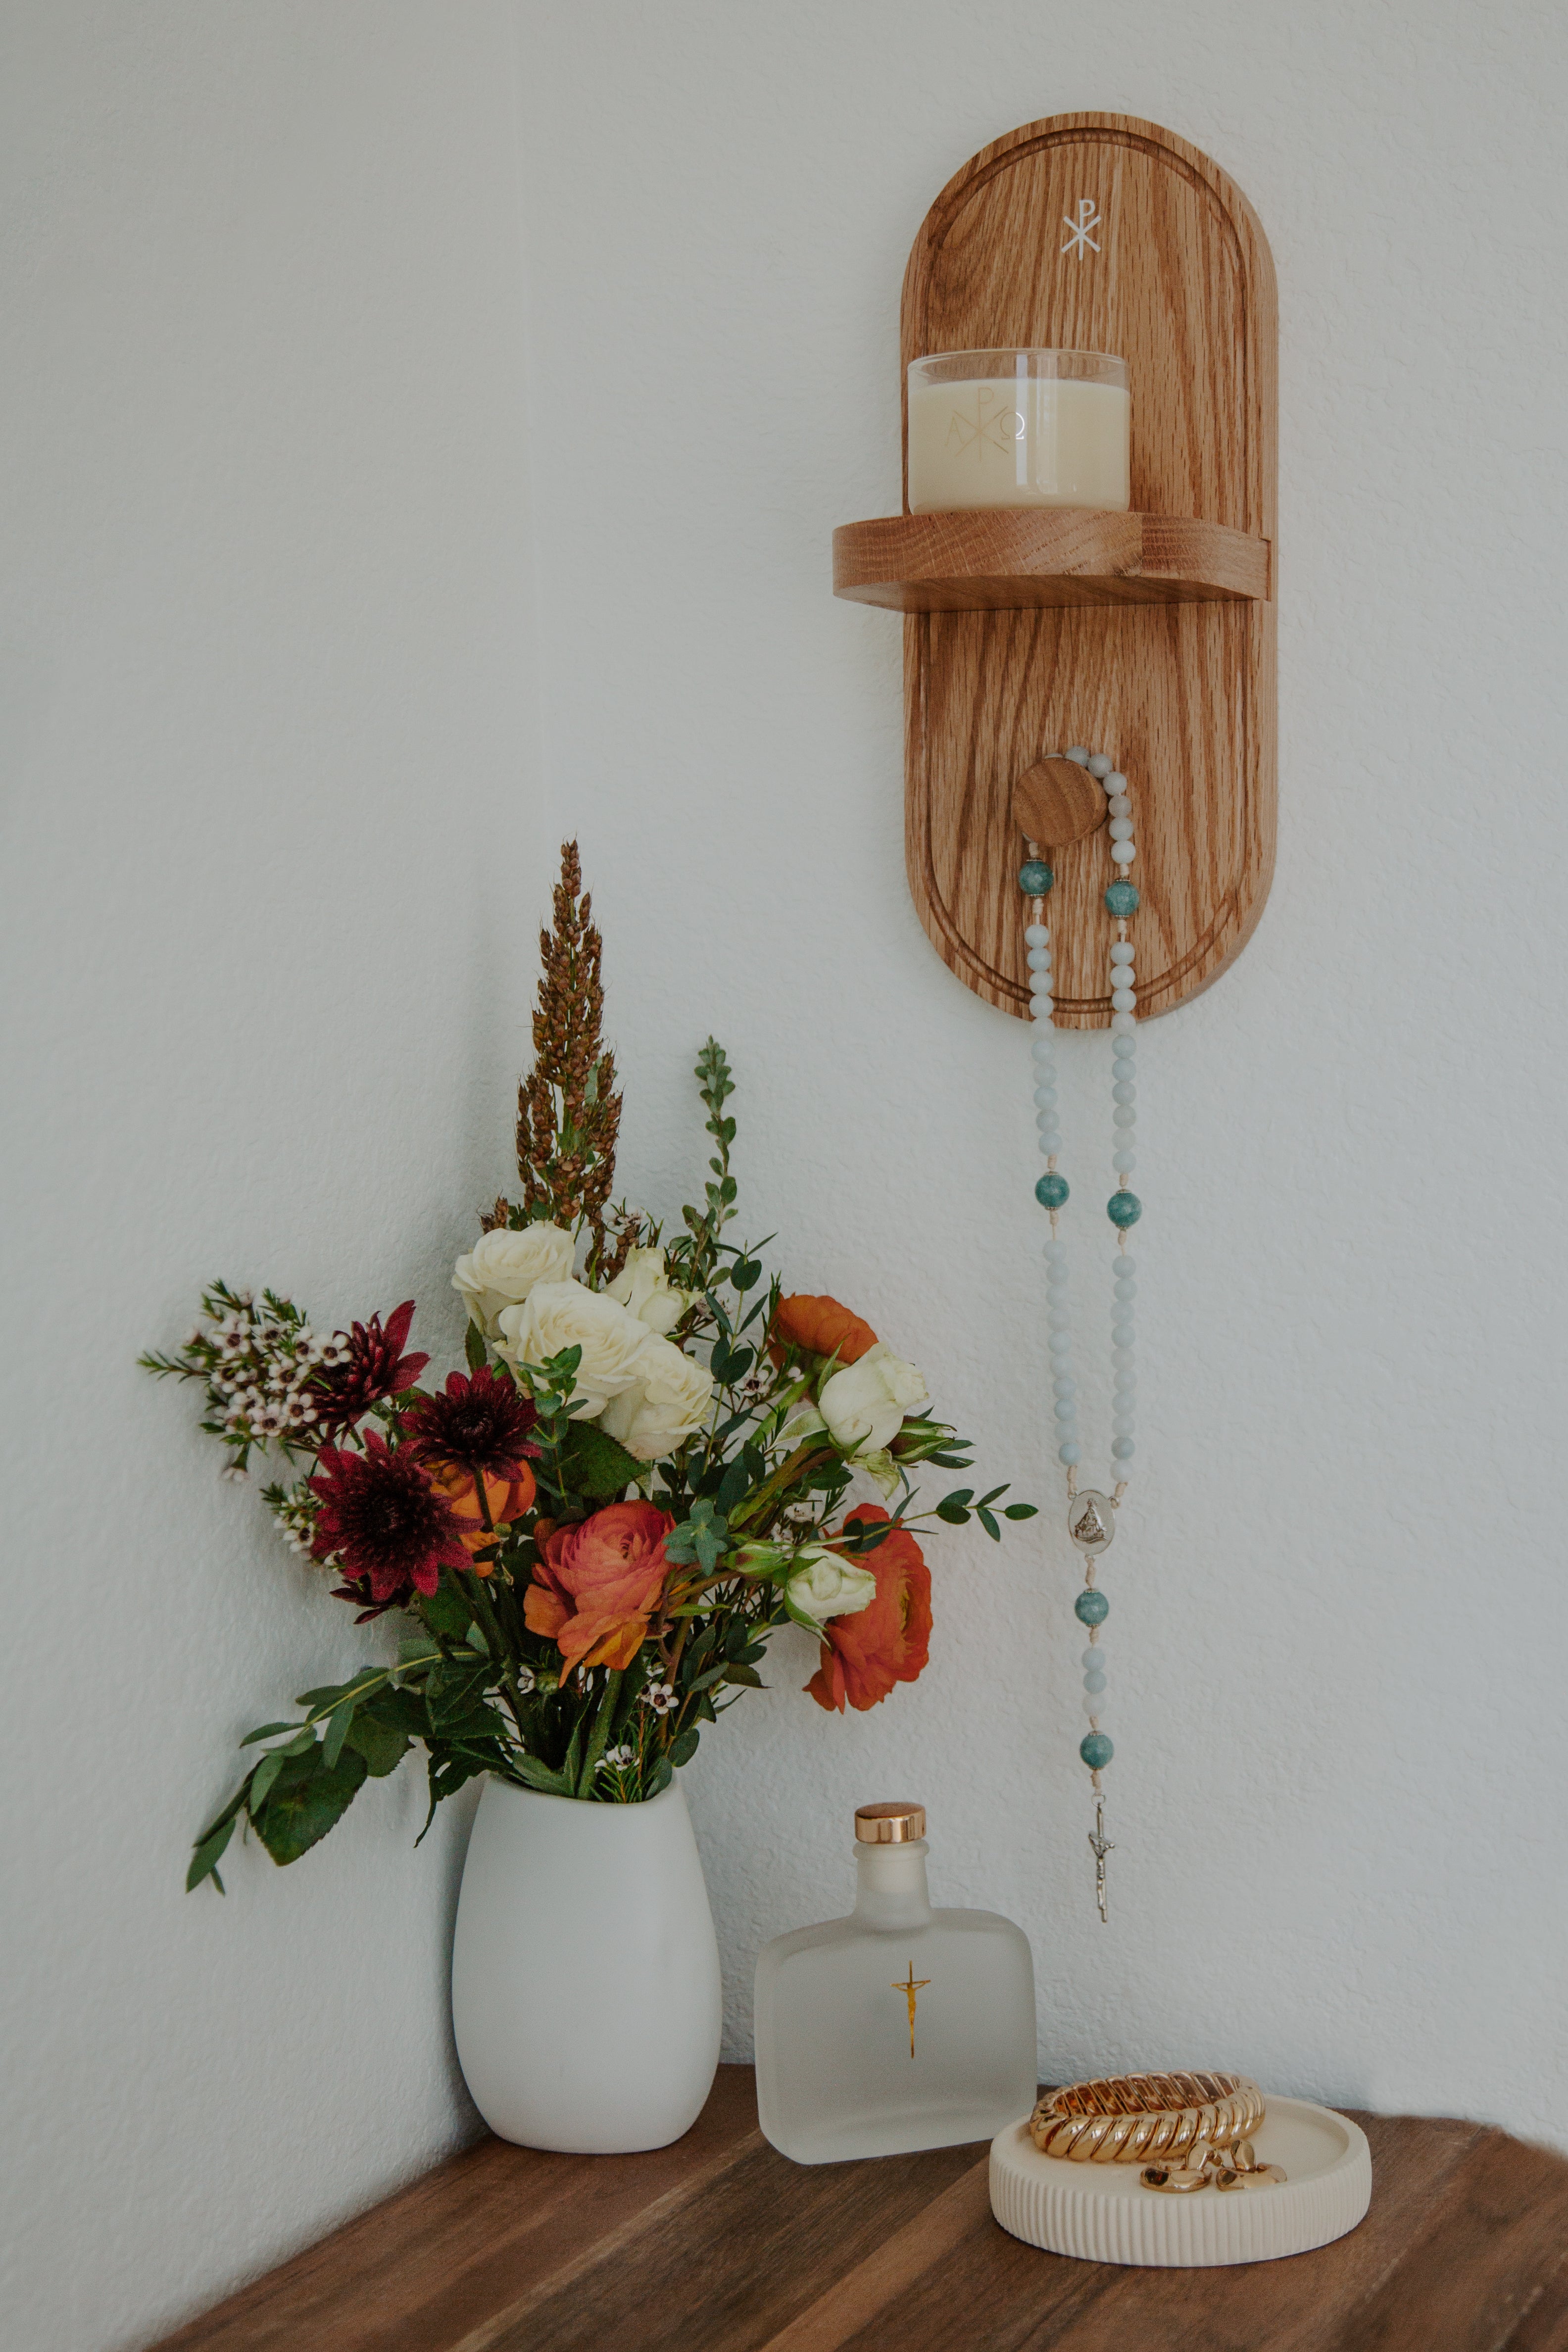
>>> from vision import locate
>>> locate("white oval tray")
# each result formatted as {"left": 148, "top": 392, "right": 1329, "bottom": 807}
{"left": 990, "top": 2096, "right": 1372, "bottom": 2266}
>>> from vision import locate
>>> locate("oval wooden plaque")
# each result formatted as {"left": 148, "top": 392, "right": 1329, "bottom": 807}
{"left": 879, "top": 115, "right": 1277, "bottom": 1024}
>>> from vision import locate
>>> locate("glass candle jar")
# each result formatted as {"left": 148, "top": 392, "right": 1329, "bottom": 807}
{"left": 906, "top": 349, "right": 1130, "bottom": 514}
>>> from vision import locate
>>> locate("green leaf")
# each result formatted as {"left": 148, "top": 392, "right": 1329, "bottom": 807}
{"left": 249, "top": 1746, "right": 368, "bottom": 1866}
{"left": 978, "top": 1508, "right": 1001, "bottom": 1542}
{"left": 729, "top": 1259, "right": 762, "bottom": 1291}
{"left": 420, "top": 1578, "right": 473, "bottom": 1640}
{"left": 644, "top": 1755, "right": 674, "bottom": 1800}
{"left": 248, "top": 1750, "right": 287, "bottom": 1811}
{"left": 668, "top": 1726, "right": 700, "bottom": 1768}
{"left": 559, "top": 1420, "right": 644, "bottom": 1497}
{"left": 935, "top": 1492, "right": 974, "bottom": 1525}
{"left": 977, "top": 1485, "right": 1008, "bottom": 1507}
{"left": 344, "top": 1714, "right": 410, "bottom": 1778}
{"left": 187, "top": 1808, "right": 240, "bottom": 1894}
{"left": 687, "top": 1663, "right": 731, "bottom": 1693}
{"left": 576, "top": 1686, "right": 620, "bottom": 1797}
{"left": 465, "top": 1319, "right": 489, "bottom": 1372}
{"left": 722, "top": 1663, "right": 765, "bottom": 1689}
{"left": 711, "top": 1341, "right": 754, "bottom": 1385}
{"left": 322, "top": 1698, "right": 357, "bottom": 1770}
{"left": 511, "top": 1752, "right": 575, "bottom": 1796}
{"left": 1003, "top": 1503, "right": 1039, "bottom": 1521}
{"left": 239, "top": 1720, "right": 300, "bottom": 1748}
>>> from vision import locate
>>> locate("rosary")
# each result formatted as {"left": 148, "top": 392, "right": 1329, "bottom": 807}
{"left": 1020, "top": 746, "right": 1141, "bottom": 1922}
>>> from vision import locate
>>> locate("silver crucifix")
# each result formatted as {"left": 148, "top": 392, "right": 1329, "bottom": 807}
{"left": 1087, "top": 1798, "right": 1115, "bottom": 1923}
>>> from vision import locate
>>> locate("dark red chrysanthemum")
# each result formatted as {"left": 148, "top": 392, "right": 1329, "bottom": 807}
{"left": 400, "top": 1365, "right": 540, "bottom": 1480}
{"left": 307, "top": 1430, "right": 470, "bottom": 1605}
{"left": 311, "top": 1301, "right": 429, "bottom": 1436}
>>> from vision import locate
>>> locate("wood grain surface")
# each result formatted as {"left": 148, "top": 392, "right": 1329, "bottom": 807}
{"left": 865, "top": 114, "right": 1278, "bottom": 1024}
{"left": 833, "top": 509, "right": 1270, "bottom": 611}
{"left": 152, "top": 2069, "right": 1568, "bottom": 2352}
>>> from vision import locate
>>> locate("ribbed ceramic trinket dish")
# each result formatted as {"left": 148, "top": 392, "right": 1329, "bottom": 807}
{"left": 989, "top": 2096, "right": 1371, "bottom": 2266}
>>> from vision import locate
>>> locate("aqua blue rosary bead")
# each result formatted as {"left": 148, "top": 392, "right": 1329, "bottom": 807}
{"left": 1075, "top": 1588, "right": 1109, "bottom": 1626}
{"left": 1019, "top": 859, "right": 1054, "bottom": 896}
{"left": 1035, "top": 1172, "right": 1069, "bottom": 1209}
{"left": 1107, "top": 1189, "right": 1142, "bottom": 1227}
{"left": 1104, "top": 880, "right": 1139, "bottom": 916}
{"left": 1080, "top": 1731, "right": 1114, "bottom": 1769}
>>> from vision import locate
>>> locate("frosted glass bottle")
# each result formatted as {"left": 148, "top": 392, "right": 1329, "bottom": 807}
{"left": 754, "top": 1802, "right": 1037, "bottom": 2163}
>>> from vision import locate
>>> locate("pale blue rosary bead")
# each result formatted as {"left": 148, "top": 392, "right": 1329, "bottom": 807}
{"left": 1116, "top": 1255, "right": 1136, "bottom": 1274}
{"left": 1034, "top": 1085, "right": 1057, "bottom": 1108}
{"left": 1081, "top": 1646, "right": 1106, "bottom": 1671}
{"left": 1109, "top": 939, "right": 1134, "bottom": 964}
{"left": 1031, "top": 997, "right": 1054, "bottom": 1021}
{"left": 1111, "top": 988, "right": 1137, "bottom": 1014}
{"left": 1025, "top": 922, "right": 1050, "bottom": 947}
{"left": 1114, "top": 1276, "right": 1137, "bottom": 1300}
{"left": 1113, "top": 1080, "right": 1136, "bottom": 1104}
{"left": 1114, "top": 1153, "right": 1136, "bottom": 1175}
{"left": 1081, "top": 1690, "right": 1105, "bottom": 1716}
{"left": 1087, "top": 753, "right": 1113, "bottom": 779}
{"left": 1104, "top": 771, "right": 1127, "bottom": 793}
{"left": 1059, "top": 1440, "right": 1081, "bottom": 1465}
{"left": 1111, "top": 1011, "right": 1136, "bottom": 1035}
{"left": 1113, "top": 1105, "right": 1137, "bottom": 1128}
{"left": 1112, "top": 1321, "right": 1135, "bottom": 1347}
{"left": 1043, "top": 1238, "right": 1068, "bottom": 1262}
{"left": 1028, "top": 947, "right": 1052, "bottom": 971}
{"left": 1108, "top": 816, "right": 1134, "bottom": 840}
{"left": 1083, "top": 1665, "right": 1107, "bottom": 1690}
{"left": 1107, "top": 794, "right": 1131, "bottom": 819}
{"left": 1066, "top": 745, "right": 1090, "bottom": 764}
{"left": 1054, "top": 1399, "right": 1078, "bottom": 1422}
{"left": 1047, "top": 1313, "right": 1073, "bottom": 1337}
{"left": 1112, "top": 1436, "right": 1135, "bottom": 1459}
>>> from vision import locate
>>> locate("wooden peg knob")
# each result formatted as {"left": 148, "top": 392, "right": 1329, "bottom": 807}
{"left": 1011, "top": 756, "right": 1105, "bottom": 848}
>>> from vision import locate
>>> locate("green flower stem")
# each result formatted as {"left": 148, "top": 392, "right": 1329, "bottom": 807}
{"left": 727, "top": 1441, "right": 837, "bottom": 1535}
{"left": 456, "top": 1568, "right": 531, "bottom": 1745}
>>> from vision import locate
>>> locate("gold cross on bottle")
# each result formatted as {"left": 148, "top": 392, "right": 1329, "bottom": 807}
{"left": 893, "top": 1961, "right": 932, "bottom": 2058}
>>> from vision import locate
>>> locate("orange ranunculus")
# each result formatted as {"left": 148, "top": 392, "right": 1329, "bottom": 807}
{"left": 524, "top": 1500, "right": 675, "bottom": 1673}
{"left": 424, "top": 1460, "right": 536, "bottom": 1575}
{"left": 769, "top": 1293, "right": 878, "bottom": 1370}
{"left": 806, "top": 1505, "right": 931, "bottom": 1714}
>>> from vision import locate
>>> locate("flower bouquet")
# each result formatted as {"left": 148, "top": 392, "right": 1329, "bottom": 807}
{"left": 145, "top": 844, "right": 1034, "bottom": 1896}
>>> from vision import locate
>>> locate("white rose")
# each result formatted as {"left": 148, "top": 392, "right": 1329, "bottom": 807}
{"left": 598, "top": 1333, "right": 715, "bottom": 1461}
{"left": 784, "top": 1543, "right": 879, "bottom": 1625}
{"left": 453, "top": 1223, "right": 575, "bottom": 1336}
{"left": 494, "top": 1278, "right": 651, "bottom": 1417}
{"left": 818, "top": 1343, "right": 930, "bottom": 1458}
{"left": 605, "top": 1246, "right": 693, "bottom": 1336}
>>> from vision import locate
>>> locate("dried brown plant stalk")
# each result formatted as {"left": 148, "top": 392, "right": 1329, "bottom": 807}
{"left": 508, "top": 841, "right": 634, "bottom": 1282}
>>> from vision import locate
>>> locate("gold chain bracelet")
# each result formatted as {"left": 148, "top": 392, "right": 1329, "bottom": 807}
{"left": 1029, "top": 2071, "right": 1277, "bottom": 2187}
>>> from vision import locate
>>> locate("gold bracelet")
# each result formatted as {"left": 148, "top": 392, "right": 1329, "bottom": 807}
{"left": 1029, "top": 2071, "right": 1266, "bottom": 2166}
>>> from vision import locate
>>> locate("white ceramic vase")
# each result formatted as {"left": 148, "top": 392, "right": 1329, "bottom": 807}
{"left": 450, "top": 1775, "right": 722, "bottom": 2153}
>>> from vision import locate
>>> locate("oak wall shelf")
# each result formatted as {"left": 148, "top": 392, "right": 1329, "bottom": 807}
{"left": 833, "top": 510, "right": 1271, "bottom": 613}
{"left": 836, "top": 113, "right": 1278, "bottom": 1027}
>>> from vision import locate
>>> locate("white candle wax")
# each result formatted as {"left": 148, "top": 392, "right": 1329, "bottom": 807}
{"left": 907, "top": 375, "right": 1130, "bottom": 513}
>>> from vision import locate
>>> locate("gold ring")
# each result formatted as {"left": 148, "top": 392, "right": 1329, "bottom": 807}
{"left": 1029, "top": 2071, "right": 1266, "bottom": 2165}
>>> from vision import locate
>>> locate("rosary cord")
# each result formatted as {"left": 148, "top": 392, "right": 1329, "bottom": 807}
{"left": 1021, "top": 748, "right": 1143, "bottom": 1921}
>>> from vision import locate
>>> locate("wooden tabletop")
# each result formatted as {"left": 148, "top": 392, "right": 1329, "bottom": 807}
{"left": 155, "top": 2067, "right": 1568, "bottom": 2352}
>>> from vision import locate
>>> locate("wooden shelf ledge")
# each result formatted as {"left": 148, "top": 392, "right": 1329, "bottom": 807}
{"left": 833, "top": 509, "right": 1271, "bottom": 611}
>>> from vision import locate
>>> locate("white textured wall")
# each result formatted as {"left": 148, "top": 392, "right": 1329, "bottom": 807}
{"left": 4, "top": 3, "right": 1566, "bottom": 2347}
{"left": 1, "top": 8, "right": 541, "bottom": 2350}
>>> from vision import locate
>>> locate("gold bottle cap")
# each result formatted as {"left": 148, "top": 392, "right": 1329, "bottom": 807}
{"left": 855, "top": 1801, "right": 926, "bottom": 1844}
